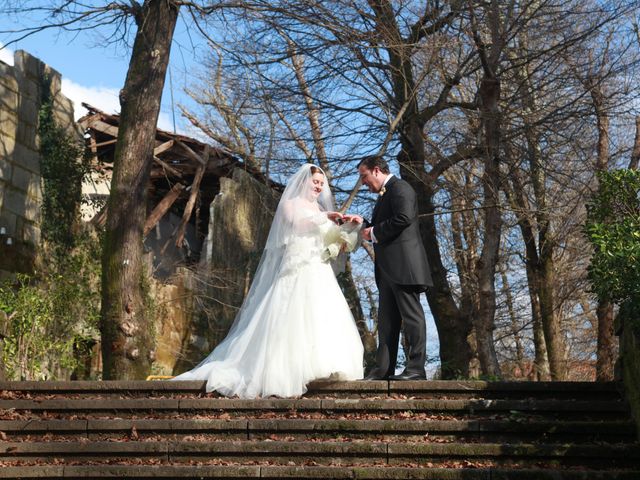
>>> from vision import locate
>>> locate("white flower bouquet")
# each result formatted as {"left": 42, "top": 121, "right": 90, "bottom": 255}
{"left": 321, "top": 221, "right": 361, "bottom": 262}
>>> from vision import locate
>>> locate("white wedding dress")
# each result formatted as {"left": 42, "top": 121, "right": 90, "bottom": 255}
{"left": 173, "top": 165, "right": 364, "bottom": 398}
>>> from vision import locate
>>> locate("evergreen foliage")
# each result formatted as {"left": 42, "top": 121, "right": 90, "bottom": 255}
{"left": 585, "top": 169, "right": 640, "bottom": 322}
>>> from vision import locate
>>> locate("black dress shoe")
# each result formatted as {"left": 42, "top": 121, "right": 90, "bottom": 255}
{"left": 388, "top": 371, "right": 426, "bottom": 381}
{"left": 362, "top": 372, "right": 387, "bottom": 381}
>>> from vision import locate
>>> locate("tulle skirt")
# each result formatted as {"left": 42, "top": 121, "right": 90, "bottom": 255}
{"left": 172, "top": 259, "right": 364, "bottom": 398}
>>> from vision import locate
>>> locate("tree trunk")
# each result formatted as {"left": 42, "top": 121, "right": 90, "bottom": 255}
{"left": 526, "top": 129, "right": 565, "bottom": 380}
{"left": 337, "top": 260, "right": 376, "bottom": 369}
{"left": 507, "top": 36, "right": 564, "bottom": 380}
{"left": 500, "top": 266, "right": 527, "bottom": 378}
{"left": 449, "top": 176, "right": 479, "bottom": 335}
{"left": 504, "top": 174, "right": 551, "bottom": 381}
{"left": 596, "top": 300, "right": 615, "bottom": 381}
{"left": 526, "top": 264, "right": 551, "bottom": 380}
{"left": 528, "top": 145, "right": 564, "bottom": 379}
{"left": 538, "top": 249, "right": 565, "bottom": 379}
{"left": 100, "top": 0, "right": 180, "bottom": 379}
{"left": 362, "top": 285, "right": 380, "bottom": 370}
{"left": 471, "top": 2, "right": 504, "bottom": 377}
{"left": 629, "top": 116, "right": 640, "bottom": 170}
{"left": 399, "top": 129, "right": 473, "bottom": 379}
{"left": 591, "top": 82, "right": 615, "bottom": 381}
{"left": 475, "top": 74, "right": 502, "bottom": 378}
{"left": 418, "top": 169, "right": 473, "bottom": 379}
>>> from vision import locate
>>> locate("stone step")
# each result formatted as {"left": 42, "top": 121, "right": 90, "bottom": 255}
{"left": 0, "top": 418, "right": 634, "bottom": 443}
{"left": 0, "top": 381, "right": 635, "bottom": 479}
{"left": 0, "top": 397, "right": 628, "bottom": 417}
{"left": 1, "top": 440, "right": 639, "bottom": 468}
{"left": 0, "top": 380, "right": 624, "bottom": 400}
{"left": 0, "top": 465, "right": 639, "bottom": 479}
{"left": 0, "top": 380, "right": 206, "bottom": 394}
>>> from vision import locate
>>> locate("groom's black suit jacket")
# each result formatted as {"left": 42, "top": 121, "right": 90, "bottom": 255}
{"left": 369, "top": 176, "right": 432, "bottom": 290}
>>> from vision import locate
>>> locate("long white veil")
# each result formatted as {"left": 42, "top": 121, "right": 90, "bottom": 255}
{"left": 189, "top": 163, "right": 335, "bottom": 366}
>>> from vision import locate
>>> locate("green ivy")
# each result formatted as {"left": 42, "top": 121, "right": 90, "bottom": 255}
{"left": 585, "top": 169, "right": 640, "bottom": 324}
{"left": 38, "top": 73, "right": 90, "bottom": 251}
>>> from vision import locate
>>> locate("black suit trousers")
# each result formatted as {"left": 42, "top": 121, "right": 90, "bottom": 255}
{"left": 374, "top": 267, "right": 427, "bottom": 377}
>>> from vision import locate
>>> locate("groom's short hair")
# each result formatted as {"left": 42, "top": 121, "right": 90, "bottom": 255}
{"left": 358, "top": 155, "right": 390, "bottom": 174}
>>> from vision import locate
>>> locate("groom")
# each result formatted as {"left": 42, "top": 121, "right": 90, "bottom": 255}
{"left": 347, "top": 156, "right": 432, "bottom": 380}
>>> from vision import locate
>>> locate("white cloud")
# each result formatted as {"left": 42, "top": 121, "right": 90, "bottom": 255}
{"left": 61, "top": 78, "right": 121, "bottom": 120}
{"left": 157, "top": 112, "right": 176, "bottom": 133}
{"left": 0, "top": 44, "right": 14, "bottom": 65}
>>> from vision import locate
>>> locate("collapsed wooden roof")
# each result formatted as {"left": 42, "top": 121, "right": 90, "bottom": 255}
{"left": 78, "top": 102, "right": 240, "bottom": 180}
{"left": 78, "top": 103, "right": 271, "bottom": 248}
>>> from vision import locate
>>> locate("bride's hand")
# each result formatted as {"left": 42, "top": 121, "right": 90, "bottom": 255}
{"left": 327, "top": 211, "right": 344, "bottom": 224}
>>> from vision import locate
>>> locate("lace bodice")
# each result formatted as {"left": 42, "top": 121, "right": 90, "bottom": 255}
{"left": 280, "top": 209, "right": 335, "bottom": 275}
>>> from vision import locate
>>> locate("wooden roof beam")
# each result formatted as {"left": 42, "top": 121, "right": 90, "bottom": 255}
{"left": 175, "top": 145, "right": 210, "bottom": 248}
{"left": 153, "top": 156, "right": 184, "bottom": 179}
{"left": 87, "top": 119, "right": 119, "bottom": 138}
{"left": 94, "top": 139, "right": 118, "bottom": 148}
{"left": 144, "top": 182, "right": 186, "bottom": 237}
{"left": 175, "top": 139, "right": 206, "bottom": 166}
{"left": 77, "top": 113, "right": 103, "bottom": 130}
{"left": 88, "top": 122, "right": 177, "bottom": 155}
{"left": 154, "top": 140, "right": 175, "bottom": 156}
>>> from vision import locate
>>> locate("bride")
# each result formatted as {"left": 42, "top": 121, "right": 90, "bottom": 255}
{"left": 172, "top": 163, "right": 364, "bottom": 397}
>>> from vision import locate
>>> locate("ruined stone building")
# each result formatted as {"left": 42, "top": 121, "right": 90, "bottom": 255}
{"left": 0, "top": 50, "right": 280, "bottom": 378}
{"left": 0, "top": 51, "right": 79, "bottom": 273}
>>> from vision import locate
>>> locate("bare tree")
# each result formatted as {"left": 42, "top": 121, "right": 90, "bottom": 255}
{"left": 467, "top": 0, "right": 510, "bottom": 378}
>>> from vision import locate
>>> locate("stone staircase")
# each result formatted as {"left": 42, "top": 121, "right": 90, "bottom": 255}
{"left": 0, "top": 380, "right": 638, "bottom": 479}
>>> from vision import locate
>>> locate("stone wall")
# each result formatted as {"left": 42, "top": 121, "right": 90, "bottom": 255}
{"left": 0, "top": 50, "right": 79, "bottom": 274}
{"left": 150, "top": 266, "right": 197, "bottom": 376}
{"left": 616, "top": 307, "right": 640, "bottom": 439}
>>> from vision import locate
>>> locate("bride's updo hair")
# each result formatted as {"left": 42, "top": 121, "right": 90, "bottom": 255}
{"left": 309, "top": 165, "right": 324, "bottom": 176}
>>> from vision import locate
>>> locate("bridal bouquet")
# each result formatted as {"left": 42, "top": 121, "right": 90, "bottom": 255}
{"left": 321, "top": 221, "right": 361, "bottom": 262}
